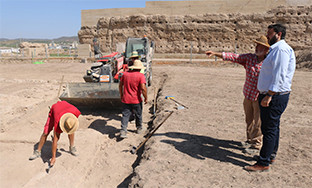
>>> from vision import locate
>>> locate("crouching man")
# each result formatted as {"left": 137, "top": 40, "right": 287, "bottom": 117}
{"left": 29, "top": 101, "right": 81, "bottom": 166}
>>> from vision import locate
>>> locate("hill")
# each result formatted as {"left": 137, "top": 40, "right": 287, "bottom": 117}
{"left": 0, "top": 36, "right": 78, "bottom": 48}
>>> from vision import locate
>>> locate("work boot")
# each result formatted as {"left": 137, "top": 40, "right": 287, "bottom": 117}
{"left": 243, "top": 147, "right": 259, "bottom": 155}
{"left": 29, "top": 150, "right": 41, "bottom": 160}
{"left": 244, "top": 163, "right": 269, "bottom": 172}
{"left": 69, "top": 146, "right": 78, "bottom": 156}
{"left": 136, "top": 127, "right": 145, "bottom": 134}
{"left": 239, "top": 141, "right": 252, "bottom": 148}
{"left": 120, "top": 130, "right": 127, "bottom": 138}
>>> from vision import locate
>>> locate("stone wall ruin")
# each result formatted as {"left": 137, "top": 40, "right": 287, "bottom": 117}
{"left": 78, "top": 5, "right": 312, "bottom": 55}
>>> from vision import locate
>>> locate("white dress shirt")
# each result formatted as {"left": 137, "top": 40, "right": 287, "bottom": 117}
{"left": 257, "top": 40, "right": 296, "bottom": 93}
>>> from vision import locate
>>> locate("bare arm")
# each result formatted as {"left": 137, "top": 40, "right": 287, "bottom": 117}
{"left": 141, "top": 83, "right": 147, "bottom": 104}
{"left": 51, "top": 131, "right": 60, "bottom": 166}
{"left": 205, "top": 51, "right": 223, "bottom": 58}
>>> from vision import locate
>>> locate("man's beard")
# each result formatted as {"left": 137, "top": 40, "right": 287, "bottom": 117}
{"left": 269, "top": 35, "right": 278, "bottom": 45}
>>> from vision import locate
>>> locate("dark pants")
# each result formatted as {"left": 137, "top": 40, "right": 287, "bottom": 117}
{"left": 257, "top": 93, "right": 289, "bottom": 166}
{"left": 121, "top": 103, "right": 143, "bottom": 132}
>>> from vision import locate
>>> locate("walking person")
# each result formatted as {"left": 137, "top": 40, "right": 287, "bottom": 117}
{"left": 119, "top": 60, "right": 148, "bottom": 138}
{"left": 245, "top": 24, "right": 296, "bottom": 172}
{"left": 29, "top": 101, "right": 80, "bottom": 167}
{"left": 205, "top": 36, "right": 270, "bottom": 154}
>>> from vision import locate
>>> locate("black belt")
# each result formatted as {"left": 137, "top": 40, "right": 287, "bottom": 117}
{"left": 260, "top": 91, "right": 290, "bottom": 95}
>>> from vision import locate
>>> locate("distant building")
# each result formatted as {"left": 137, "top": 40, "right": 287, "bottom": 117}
{"left": 71, "top": 41, "right": 78, "bottom": 49}
{"left": 0, "top": 47, "right": 20, "bottom": 54}
{"left": 48, "top": 41, "right": 58, "bottom": 49}
{"left": 0, "top": 48, "right": 12, "bottom": 54}
{"left": 19, "top": 42, "right": 48, "bottom": 57}
{"left": 0, "top": 47, "right": 20, "bottom": 57}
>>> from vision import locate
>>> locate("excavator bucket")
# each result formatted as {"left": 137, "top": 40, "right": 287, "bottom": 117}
{"left": 59, "top": 82, "right": 122, "bottom": 109}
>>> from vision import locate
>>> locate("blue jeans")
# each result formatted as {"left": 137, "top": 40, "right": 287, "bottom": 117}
{"left": 121, "top": 103, "right": 143, "bottom": 132}
{"left": 257, "top": 93, "right": 289, "bottom": 166}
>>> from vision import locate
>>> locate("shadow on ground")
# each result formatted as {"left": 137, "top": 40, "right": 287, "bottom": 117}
{"left": 88, "top": 119, "right": 119, "bottom": 139}
{"left": 32, "top": 141, "right": 61, "bottom": 163}
{"left": 157, "top": 132, "right": 253, "bottom": 167}
{"left": 80, "top": 108, "right": 122, "bottom": 121}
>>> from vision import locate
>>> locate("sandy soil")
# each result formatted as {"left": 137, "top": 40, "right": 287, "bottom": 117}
{"left": 0, "top": 61, "right": 311, "bottom": 187}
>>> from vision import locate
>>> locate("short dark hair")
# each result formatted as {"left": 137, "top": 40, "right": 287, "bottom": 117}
{"left": 268, "top": 24, "right": 286, "bottom": 39}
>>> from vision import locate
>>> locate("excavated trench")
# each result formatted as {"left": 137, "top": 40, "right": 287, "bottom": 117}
{"left": 117, "top": 72, "right": 169, "bottom": 187}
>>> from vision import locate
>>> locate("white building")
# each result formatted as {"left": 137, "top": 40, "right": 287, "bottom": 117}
{"left": 0, "top": 48, "right": 20, "bottom": 54}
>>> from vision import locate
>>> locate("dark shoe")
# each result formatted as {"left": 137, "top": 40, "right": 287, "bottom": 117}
{"left": 120, "top": 130, "right": 127, "bottom": 138}
{"left": 244, "top": 163, "right": 269, "bottom": 172}
{"left": 253, "top": 155, "right": 275, "bottom": 164}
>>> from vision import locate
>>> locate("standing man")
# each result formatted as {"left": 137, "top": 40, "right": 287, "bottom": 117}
{"left": 128, "top": 51, "right": 145, "bottom": 74}
{"left": 245, "top": 24, "right": 296, "bottom": 171}
{"left": 129, "top": 51, "right": 139, "bottom": 66}
{"left": 128, "top": 51, "right": 140, "bottom": 122}
{"left": 119, "top": 60, "right": 148, "bottom": 138}
{"left": 29, "top": 101, "right": 81, "bottom": 166}
{"left": 93, "top": 38, "right": 102, "bottom": 58}
{"left": 205, "top": 36, "right": 270, "bottom": 154}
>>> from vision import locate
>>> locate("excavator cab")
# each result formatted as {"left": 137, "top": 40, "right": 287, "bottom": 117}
{"left": 124, "top": 37, "right": 154, "bottom": 86}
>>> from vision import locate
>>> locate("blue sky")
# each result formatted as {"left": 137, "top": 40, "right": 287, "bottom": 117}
{"left": 0, "top": 0, "right": 174, "bottom": 39}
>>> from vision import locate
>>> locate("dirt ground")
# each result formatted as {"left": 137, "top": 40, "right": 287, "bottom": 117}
{"left": 0, "top": 61, "right": 311, "bottom": 187}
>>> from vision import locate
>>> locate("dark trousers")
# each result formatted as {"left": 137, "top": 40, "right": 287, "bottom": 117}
{"left": 257, "top": 93, "right": 289, "bottom": 166}
{"left": 121, "top": 103, "right": 143, "bottom": 132}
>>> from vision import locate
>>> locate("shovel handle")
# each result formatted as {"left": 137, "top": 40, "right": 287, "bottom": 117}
{"left": 170, "top": 98, "right": 188, "bottom": 109}
{"left": 153, "top": 87, "right": 157, "bottom": 114}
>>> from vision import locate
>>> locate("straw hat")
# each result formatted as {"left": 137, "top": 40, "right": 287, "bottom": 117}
{"left": 130, "top": 51, "right": 139, "bottom": 58}
{"left": 59, "top": 113, "right": 79, "bottom": 134}
{"left": 129, "top": 60, "right": 146, "bottom": 70}
{"left": 253, "top": 35, "right": 270, "bottom": 48}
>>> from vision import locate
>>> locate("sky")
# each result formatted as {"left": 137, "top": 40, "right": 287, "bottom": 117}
{"left": 0, "top": 0, "right": 178, "bottom": 39}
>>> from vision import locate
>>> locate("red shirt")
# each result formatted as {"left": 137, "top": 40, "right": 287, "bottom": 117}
{"left": 44, "top": 101, "right": 81, "bottom": 134}
{"left": 120, "top": 71, "right": 146, "bottom": 104}
{"left": 222, "top": 52, "right": 262, "bottom": 101}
